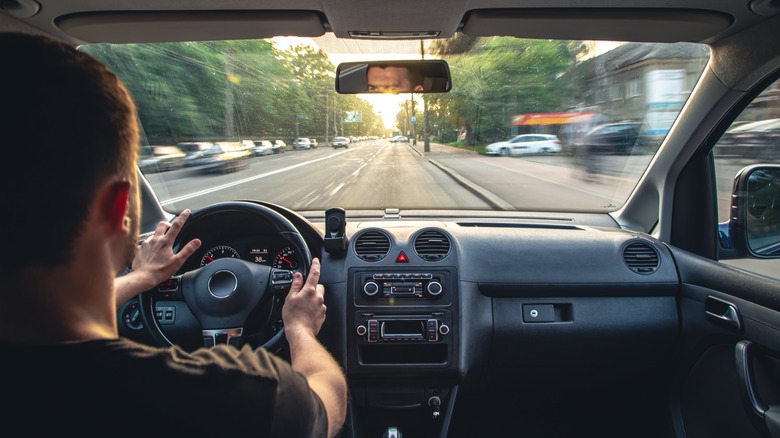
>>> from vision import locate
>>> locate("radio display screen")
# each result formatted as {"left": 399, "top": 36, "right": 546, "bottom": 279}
{"left": 382, "top": 320, "right": 425, "bottom": 337}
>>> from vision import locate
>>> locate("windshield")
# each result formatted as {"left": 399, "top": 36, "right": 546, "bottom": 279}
{"left": 81, "top": 35, "right": 709, "bottom": 215}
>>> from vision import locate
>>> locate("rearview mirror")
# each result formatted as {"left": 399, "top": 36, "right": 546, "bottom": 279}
{"left": 336, "top": 60, "right": 451, "bottom": 94}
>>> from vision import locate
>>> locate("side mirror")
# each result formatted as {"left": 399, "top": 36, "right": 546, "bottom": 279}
{"left": 336, "top": 60, "right": 451, "bottom": 94}
{"left": 719, "top": 164, "right": 780, "bottom": 258}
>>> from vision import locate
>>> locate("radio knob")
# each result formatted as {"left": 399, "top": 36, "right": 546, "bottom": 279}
{"left": 363, "top": 281, "right": 380, "bottom": 297}
{"left": 427, "top": 281, "right": 443, "bottom": 296}
{"left": 439, "top": 324, "right": 450, "bottom": 336}
{"left": 356, "top": 325, "right": 367, "bottom": 336}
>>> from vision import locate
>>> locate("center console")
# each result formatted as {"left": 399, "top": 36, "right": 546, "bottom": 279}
{"left": 347, "top": 268, "right": 459, "bottom": 438}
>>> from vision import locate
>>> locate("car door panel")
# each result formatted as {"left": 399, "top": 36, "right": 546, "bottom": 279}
{"left": 670, "top": 247, "right": 780, "bottom": 438}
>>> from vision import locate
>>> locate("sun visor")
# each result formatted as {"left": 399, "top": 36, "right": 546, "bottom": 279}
{"left": 462, "top": 9, "right": 733, "bottom": 43}
{"left": 56, "top": 10, "right": 326, "bottom": 44}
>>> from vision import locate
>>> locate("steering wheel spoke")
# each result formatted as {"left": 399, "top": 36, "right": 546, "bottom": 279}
{"left": 202, "top": 327, "right": 244, "bottom": 347}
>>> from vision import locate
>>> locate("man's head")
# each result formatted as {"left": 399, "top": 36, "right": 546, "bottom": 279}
{"left": 367, "top": 64, "right": 423, "bottom": 94}
{"left": 0, "top": 32, "right": 140, "bottom": 276}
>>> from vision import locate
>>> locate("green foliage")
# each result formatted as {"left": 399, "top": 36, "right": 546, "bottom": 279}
{"left": 426, "top": 37, "right": 583, "bottom": 145}
{"left": 81, "top": 40, "right": 386, "bottom": 144}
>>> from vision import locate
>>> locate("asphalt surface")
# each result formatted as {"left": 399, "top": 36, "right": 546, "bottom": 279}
{"left": 144, "top": 139, "right": 752, "bottom": 218}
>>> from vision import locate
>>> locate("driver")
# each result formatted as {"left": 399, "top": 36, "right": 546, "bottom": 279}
{"left": 0, "top": 32, "right": 347, "bottom": 437}
{"left": 367, "top": 64, "right": 424, "bottom": 93}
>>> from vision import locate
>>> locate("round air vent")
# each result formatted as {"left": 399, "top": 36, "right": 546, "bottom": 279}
{"left": 623, "top": 241, "right": 660, "bottom": 274}
{"left": 353, "top": 230, "right": 390, "bottom": 262}
{"left": 414, "top": 229, "right": 451, "bottom": 261}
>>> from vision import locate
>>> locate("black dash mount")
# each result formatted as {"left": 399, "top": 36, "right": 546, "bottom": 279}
{"left": 324, "top": 207, "right": 348, "bottom": 256}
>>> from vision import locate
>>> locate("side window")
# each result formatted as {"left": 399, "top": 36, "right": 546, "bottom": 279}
{"left": 714, "top": 77, "right": 780, "bottom": 280}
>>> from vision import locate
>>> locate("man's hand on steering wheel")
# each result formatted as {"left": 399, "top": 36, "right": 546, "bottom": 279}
{"left": 116, "top": 209, "right": 201, "bottom": 307}
{"left": 282, "top": 258, "right": 326, "bottom": 341}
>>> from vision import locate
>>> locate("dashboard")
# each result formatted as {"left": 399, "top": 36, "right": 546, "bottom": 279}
{"left": 117, "top": 204, "right": 682, "bottom": 437}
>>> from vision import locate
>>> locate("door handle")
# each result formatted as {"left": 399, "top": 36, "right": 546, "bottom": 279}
{"left": 735, "top": 340, "right": 780, "bottom": 438}
{"left": 705, "top": 296, "right": 742, "bottom": 331}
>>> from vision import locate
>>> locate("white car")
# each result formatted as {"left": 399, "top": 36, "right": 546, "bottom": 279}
{"left": 292, "top": 138, "right": 312, "bottom": 150}
{"left": 485, "top": 134, "right": 562, "bottom": 156}
{"left": 253, "top": 140, "right": 273, "bottom": 156}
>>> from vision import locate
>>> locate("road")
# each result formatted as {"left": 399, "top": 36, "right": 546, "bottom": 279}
{"left": 145, "top": 139, "right": 754, "bottom": 217}
{"left": 144, "top": 140, "right": 491, "bottom": 212}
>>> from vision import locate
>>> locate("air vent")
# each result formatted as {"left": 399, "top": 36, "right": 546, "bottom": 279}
{"left": 354, "top": 231, "right": 390, "bottom": 262}
{"left": 623, "top": 242, "right": 660, "bottom": 274}
{"left": 414, "top": 230, "right": 451, "bottom": 261}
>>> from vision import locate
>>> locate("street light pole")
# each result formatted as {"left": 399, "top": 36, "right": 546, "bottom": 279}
{"left": 325, "top": 93, "right": 329, "bottom": 146}
{"left": 421, "top": 40, "right": 430, "bottom": 152}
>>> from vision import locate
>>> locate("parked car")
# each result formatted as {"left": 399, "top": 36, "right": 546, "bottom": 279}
{"left": 137, "top": 145, "right": 186, "bottom": 173}
{"left": 389, "top": 135, "right": 408, "bottom": 143}
{"left": 188, "top": 142, "right": 251, "bottom": 173}
{"left": 485, "top": 134, "right": 562, "bottom": 156}
{"left": 575, "top": 122, "right": 641, "bottom": 155}
{"left": 331, "top": 136, "right": 349, "bottom": 148}
{"left": 177, "top": 141, "right": 214, "bottom": 167}
{"left": 309, "top": 138, "right": 318, "bottom": 148}
{"left": 271, "top": 139, "right": 286, "bottom": 154}
{"left": 253, "top": 140, "right": 273, "bottom": 156}
{"left": 293, "top": 137, "right": 312, "bottom": 150}
{"left": 716, "top": 118, "right": 780, "bottom": 159}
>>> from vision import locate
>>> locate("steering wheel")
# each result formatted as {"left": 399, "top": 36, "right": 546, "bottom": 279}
{"left": 138, "top": 201, "right": 312, "bottom": 352}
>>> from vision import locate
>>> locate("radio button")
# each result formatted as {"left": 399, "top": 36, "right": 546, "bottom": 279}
{"left": 356, "top": 325, "right": 367, "bottom": 336}
{"left": 439, "top": 324, "right": 450, "bottom": 336}
{"left": 368, "top": 320, "right": 379, "bottom": 342}
{"left": 363, "top": 281, "right": 380, "bottom": 297}
{"left": 427, "top": 281, "right": 443, "bottom": 296}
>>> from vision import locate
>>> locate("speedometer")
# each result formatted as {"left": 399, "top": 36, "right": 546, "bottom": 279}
{"left": 273, "top": 247, "right": 299, "bottom": 270}
{"left": 200, "top": 245, "right": 240, "bottom": 267}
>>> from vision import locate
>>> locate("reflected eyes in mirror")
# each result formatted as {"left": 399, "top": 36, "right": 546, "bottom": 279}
{"left": 367, "top": 65, "right": 423, "bottom": 93}
{"left": 336, "top": 60, "right": 451, "bottom": 94}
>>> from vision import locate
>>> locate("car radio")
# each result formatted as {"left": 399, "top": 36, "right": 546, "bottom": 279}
{"left": 355, "top": 312, "right": 451, "bottom": 343}
{"left": 359, "top": 272, "right": 444, "bottom": 299}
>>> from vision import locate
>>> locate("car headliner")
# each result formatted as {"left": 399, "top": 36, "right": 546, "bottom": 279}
{"left": 0, "top": 0, "right": 774, "bottom": 44}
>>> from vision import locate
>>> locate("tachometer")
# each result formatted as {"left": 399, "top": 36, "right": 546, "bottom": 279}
{"left": 200, "top": 245, "right": 240, "bottom": 267}
{"left": 273, "top": 247, "right": 299, "bottom": 270}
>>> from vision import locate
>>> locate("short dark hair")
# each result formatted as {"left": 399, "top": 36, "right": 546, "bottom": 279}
{"left": 0, "top": 32, "right": 139, "bottom": 273}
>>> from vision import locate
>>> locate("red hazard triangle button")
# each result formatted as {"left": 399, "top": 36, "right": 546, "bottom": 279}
{"left": 395, "top": 251, "right": 409, "bottom": 263}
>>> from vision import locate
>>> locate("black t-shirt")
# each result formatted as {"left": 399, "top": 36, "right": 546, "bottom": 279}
{"left": 0, "top": 337, "right": 327, "bottom": 436}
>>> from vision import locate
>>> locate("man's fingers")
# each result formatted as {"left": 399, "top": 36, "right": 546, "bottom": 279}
{"left": 304, "top": 258, "right": 321, "bottom": 288}
{"left": 288, "top": 272, "right": 304, "bottom": 295}
{"left": 174, "top": 238, "right": 201, "bottom": 263}
{"left": 166, "top": 209, "right": 191, "bottom": 239}
{"left": 154, "top": 220, "right": 170, "bottom": 237}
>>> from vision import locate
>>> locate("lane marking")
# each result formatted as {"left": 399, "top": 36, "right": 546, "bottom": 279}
{"left": 160, "top": 148, "right": 358, "bottom": 206}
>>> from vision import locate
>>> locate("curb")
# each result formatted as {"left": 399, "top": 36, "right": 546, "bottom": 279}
{"left": 427, "top": 159, "right": 515, "bottom": 211}
{"left": 406, "top": 142, "right": 513, "bottom": 210}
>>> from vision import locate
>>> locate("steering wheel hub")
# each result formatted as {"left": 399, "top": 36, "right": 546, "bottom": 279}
{"left": 208, "top": 270, "right": 238, "bottom": 298}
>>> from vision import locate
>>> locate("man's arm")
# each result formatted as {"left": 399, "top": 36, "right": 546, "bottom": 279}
{"left": 115, "top": 209, "right": 200, "bottom": 307}
{"left": 282, "top": 258, "right": 347, "bottom": 438}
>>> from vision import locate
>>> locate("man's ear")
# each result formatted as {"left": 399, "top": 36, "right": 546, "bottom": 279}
{"left": 100, "top": 180, "right": 131, "bottom": 233}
